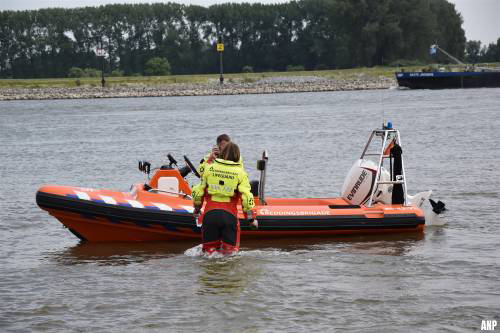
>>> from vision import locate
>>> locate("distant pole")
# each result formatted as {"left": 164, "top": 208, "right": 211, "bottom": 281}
{"left": 217, "top": 39, "right": 224, "bottom": 85}
{"left": 101, "top": 56, "right": 105, "bottom": 88}
{"left": 96, "top": 44, "right": 106, "bottom": 88}
{"left": 219, "top": 52, "right": 223, "bottom": 85}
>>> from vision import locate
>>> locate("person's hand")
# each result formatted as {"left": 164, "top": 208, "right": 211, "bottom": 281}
{"left": 246, "top": 211, "right": 258, "bottom": 229}
{"left": 210, "top": 145, "right": 219, "bottom": 159}
{"left": 194, "top": 205, "right": 202, "bottom": 227}
{"left": 193, "top": 205, "right": 201, "bottom": 215}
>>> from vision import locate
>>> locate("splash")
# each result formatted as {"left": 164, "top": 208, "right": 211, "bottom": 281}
{"left": 184, "top": 244, "right": 239, "bottom": 259}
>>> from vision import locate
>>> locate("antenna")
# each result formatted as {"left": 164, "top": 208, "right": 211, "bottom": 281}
{"left": 380, "top": 88, "right": 385, "bottom": 129}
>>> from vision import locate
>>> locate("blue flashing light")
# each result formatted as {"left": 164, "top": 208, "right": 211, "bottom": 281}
{"left": 387, "top": 122, "right": 393, "bottom": 129}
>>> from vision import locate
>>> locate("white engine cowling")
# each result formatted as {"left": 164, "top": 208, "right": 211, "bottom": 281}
{"left": 340, "top": 159, "right": 393, "bottom": 205}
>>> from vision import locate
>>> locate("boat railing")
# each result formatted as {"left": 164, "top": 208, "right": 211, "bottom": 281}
{"left": 360, "top": 126, "right": 409, "bottom": 207}
{"left": 258, "top": 150, "right": 268, "bottom": 205}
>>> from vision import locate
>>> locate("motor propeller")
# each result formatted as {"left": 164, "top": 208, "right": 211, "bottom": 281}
{"left": 429, "top": 199, "right": 446, "bottom": 215}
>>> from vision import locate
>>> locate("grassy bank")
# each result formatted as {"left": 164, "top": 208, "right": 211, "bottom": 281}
{"left": 3, "top": 63, "right": 500, "bottom": 89}
{"left": 0, "top": 66, "right": 415, "bottom": 89}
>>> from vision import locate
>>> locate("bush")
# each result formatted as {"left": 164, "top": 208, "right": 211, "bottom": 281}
{"left": 83, "top": 68, "right": 101, "bottom": 77}
{"left": 110, "top": 69, "right": 124, "bottom": 77}
{"left": 242, "top": 65, "right": 253, "bottom": 73}
{"left": 286, "top": 65, "right": 305, "bottom": 71}
{"left": 388, "top": 59, "right": 424, "bottom": 67}
{"left": 68, "top": 67, "right": 84, "bottom": 78}
{"left": 75, "top": 79, "right": 81, "bottom": 86}
{"left": 144, "top": 57, "right": 171, "bottom": 76}
{"left": 315, "top": 64, "right": 329, "bottom": 70}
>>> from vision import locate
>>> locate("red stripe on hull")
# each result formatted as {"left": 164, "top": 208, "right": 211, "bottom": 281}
{"left": 47, "top": 209, "right": 424, "bottom": 242}
{"left": 50, "top": 210, "right": 199, "bottom": 242}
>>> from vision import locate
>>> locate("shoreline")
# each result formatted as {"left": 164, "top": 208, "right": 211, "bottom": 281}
{"left": 0, "top": 77, "right": 396, "bottom": 101}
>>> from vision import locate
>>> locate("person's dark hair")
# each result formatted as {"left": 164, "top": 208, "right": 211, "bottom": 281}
{"left": 216, "top": 134, "right": 231, "bottom": 145}
{"left": 221, "top": 142, "right": 240, "bottom": 163}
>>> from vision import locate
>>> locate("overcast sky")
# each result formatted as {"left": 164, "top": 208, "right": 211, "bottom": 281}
{"left": 1, "top": 0, "right": 499, "bottom": 45}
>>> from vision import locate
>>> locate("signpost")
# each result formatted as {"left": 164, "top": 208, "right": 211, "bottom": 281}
{"left": 217, "top": 42, "right": 224, "bottom": 85}
{"left": 96, "top": 48, "right": 106, "bottom": 88}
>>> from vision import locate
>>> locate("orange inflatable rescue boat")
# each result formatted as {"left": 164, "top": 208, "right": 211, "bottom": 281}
{"left": 36, "top": 124, "right": 445, "bottom": 242}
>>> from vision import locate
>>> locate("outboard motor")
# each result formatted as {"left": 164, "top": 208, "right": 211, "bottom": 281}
{"left": 340, "top": 159, "right": 392, "bottom": 205}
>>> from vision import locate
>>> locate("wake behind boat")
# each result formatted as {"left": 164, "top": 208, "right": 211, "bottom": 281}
{"left": 36, "top": 124, "right": 445, "bottom": 242}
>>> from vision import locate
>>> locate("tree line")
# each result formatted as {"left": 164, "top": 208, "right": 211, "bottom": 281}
{"left": 0, "top": 0, "right": 476, "bottom": 79}
{"left": 465, "top": 39, "right": 500, "bottom": 64}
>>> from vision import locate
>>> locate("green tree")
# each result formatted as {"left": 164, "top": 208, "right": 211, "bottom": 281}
{"left": 68, "top": 67, "right": 84, "bottom": 77}
{"left": 0, "top": 1, "right": 468, "bottom": 78}
{"left": 479, "top": 38, "right": 500, "bottom": 62}
{"left": 83, "top": 68, "right": 101, "bottom": 77}
{"left": 144, "top": 57, "right": 171, "bottom": 75}
{"left": 465, "top": 40, "right": 481, "bottom": 63}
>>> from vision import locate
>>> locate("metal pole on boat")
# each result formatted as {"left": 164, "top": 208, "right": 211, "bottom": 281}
{"left": 360, "top": 131, "right": 376, "bottom": 159}
{"left": 258, "top": 151, "right": 268, "bottom": 205}
{"left": 396, "top": 130, "right": 409, "bottom": 206}
{"left": 367, "top": 129, "right": 388, "bottom": 207}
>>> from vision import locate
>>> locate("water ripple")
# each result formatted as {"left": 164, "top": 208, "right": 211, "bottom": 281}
{"left": 1, "top": 88, "right": 500, "bottom": 332}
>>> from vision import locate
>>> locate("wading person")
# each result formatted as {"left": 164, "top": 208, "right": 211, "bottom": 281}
{"left": 192, "top": 142, "right": 256, "bottom": 255}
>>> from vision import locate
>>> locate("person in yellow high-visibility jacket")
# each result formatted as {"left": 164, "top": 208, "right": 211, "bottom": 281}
{"left": 192, "top": 142, "right": 256, "bottom": 254}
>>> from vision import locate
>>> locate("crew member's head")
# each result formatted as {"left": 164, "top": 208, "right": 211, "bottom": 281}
{"left": 216, "top": 134, "right": 231, "bottom": 150}
{"left": 221, "top": 142, "right": 240, "bottom": 163}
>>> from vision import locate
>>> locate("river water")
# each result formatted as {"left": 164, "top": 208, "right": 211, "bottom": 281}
{"left": 1, "top": 88, "right": 499, "bottom": 332}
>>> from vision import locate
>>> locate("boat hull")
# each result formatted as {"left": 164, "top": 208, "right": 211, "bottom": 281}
{"left": 36, "top": 185, "right": 425, "bottom": 242}
{"left": 396, "top": 71, "right": 500, "bottom": 89}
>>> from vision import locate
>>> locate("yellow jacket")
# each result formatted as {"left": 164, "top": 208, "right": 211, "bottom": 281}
{"left": 197, "top": 152, "right": 244, "bottom": 178}
{"left": 192, "top": 158, "right": 254, "bottom": 211}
